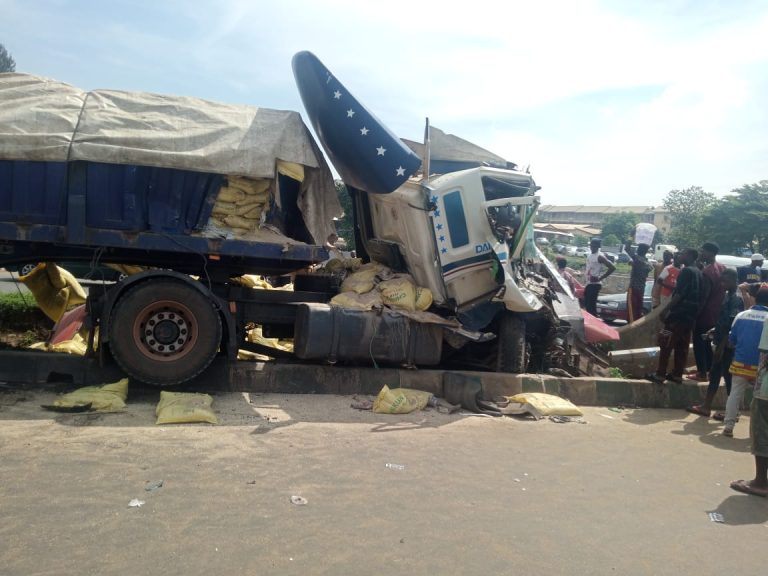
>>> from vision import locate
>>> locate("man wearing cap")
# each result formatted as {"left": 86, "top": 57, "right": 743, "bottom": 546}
{"left": 738, "top": 253, "right": 767, "bottom": 284}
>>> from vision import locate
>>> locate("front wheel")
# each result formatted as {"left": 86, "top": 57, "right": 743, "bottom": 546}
{"left": 109, "top": 279, "right": 222, "bottom": 386}
{"left": 496, "top": 314, "right": 527, "bottom": 373}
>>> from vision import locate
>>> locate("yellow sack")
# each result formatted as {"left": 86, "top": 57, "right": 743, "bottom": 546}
{"left": 155, "top": 391, "right": 218, "bottom": 425}
{"left": 378, "top": 277, "right": 417, "bottom": 311}
{"left": 414, "top": 286, "right": 433, "bottom": 311}
{"left": 29, "top": 333, "right": 88, "bottom": 356}
{"left": 217, "top": 186, "right": 246, "bottom": 204}
{"left": 277, "top": 160, "right": 305, "bottom": 182}
{"left": 212, "top": 201, "right": 237, "bottom": 216}
{"left": 340, "top": 267, "right": 379, "bottom": 295}
{"left": 105, "top": 263, "right": 144, "bottom": 277}
{"left": 52, "top": 378, "right": 129, "bottom": 412}
{"left": 246, "top": 325, "right": 292, "bottom": 352}
{"left": 233, "top": 275, "right": 275, "bottom": 289}
{"left": 20, "top": 263, "right": 87, "bottom": 322}
{"left": 506, "top": 393, "right": 583, "bottom": 416}
{"left": 373, "top": 385, "right": 433, "bottom": 414}
{"left": 330, "top": 290, "right": 383, "bottom": 311}
{"left": 325, "top": 258, "right": 346, "bottom": 273}
{"left": 224, "top": 215, "right": 257, "bottom": 231}
{"left": 238, "top": 349, "right": 271, "bottom": 361}
{"left": 228, "top": 176, "right": 270, "bottom": 198}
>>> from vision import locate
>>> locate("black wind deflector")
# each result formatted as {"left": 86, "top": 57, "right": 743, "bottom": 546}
{"left": 292, "top": 51, "right": 421, "bottom": 195}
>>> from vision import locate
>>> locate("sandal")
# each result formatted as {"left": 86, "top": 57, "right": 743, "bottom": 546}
{"left": 722, "top": 427, "right": 734, "bottom": 437}
{"left": 730, "top": 479, "right": 768, "bottom": 497}
{"left": 686, "top": 405, "right": 710, "bottom": 417}
{"left": 713, "top": 413, "right": 738, "bottom": 422}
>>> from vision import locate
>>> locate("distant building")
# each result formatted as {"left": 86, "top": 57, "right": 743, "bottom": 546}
{"left": 537, "top": 205, "right": 671, "bottom": 237}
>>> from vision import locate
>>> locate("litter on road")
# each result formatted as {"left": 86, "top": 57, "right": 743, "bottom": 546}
{"left": 128, "top": 499, "right": 145, "bottom": 508}
{"left": 290, "top": 495, "right": 308, "bottom": 506}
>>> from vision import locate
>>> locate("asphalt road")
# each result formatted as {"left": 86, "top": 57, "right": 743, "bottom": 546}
{"left": 0, "top": 389, "right": 765, "bottom": 576}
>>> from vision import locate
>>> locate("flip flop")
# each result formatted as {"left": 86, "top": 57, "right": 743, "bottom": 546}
{"left": 730, "top": 479, "right": 768, "bottom": 497}
{"left": 686, "top": 405, "right": 710, "bottom": 417}
{"left": 713, "top": 413, "right": 738, "bottom": 422}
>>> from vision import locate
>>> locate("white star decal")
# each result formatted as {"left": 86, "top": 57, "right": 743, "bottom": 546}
{"left": 360, "top": 127, "right": 369, "bottom": 136}
{"left": 376, "top": 146, "right": 386, "bottom": 156}
{"left": 396, "top": 166, "right": 405, "bottom": 176}
{"left": 333, "top": 90, "right": 342, "bottom": 99}
{"left": 346, "top": 109, "right": 355, "bottom": 118}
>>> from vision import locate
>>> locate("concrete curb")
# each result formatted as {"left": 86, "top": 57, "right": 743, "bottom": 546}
{"left": 0, "top": 351, "right": 749, "bottom": 411}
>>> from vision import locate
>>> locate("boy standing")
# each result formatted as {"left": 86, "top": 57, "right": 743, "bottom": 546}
{"left": 721, "top": 288, "right": 768, "bottom": 437}
{"left": 730, "top": 314, "right": 768, "bottom": 497}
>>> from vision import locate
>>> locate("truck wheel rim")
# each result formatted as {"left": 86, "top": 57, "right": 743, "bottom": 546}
{"left": 132, "top": 300, "right": 199, "bottom": 361}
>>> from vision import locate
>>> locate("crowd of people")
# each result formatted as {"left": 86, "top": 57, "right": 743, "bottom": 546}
{"left": 556, "top": 238, "right": 768, "bottom": 498}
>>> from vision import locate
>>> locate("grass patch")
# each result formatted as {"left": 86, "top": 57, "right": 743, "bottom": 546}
{"left": 0, "top": 292, "right": 49, "bottom": 330}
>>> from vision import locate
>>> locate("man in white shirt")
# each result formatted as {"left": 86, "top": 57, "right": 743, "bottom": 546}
{"left": 584, "top": 237, "right": 615, "bottom": 317}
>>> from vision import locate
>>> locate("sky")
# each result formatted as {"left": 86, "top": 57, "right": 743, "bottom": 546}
{"left": 2, "top": 0, "right": 766, "bottom": 206}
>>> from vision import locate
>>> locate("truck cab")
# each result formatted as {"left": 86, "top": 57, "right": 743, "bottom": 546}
{"left": 362, "top": 167, "right": 542, "bottom": 315}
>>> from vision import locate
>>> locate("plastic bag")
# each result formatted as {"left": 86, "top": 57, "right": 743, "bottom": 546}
{"left": 155, "top": 391, "right": 218, "bottom": 425}
{"left": 505, "top": 393, "right": 582, "bottom": 416}
{"left": 52, "top": 378, "right": 129, "bottom": 412}
{"left": 373, "top": 385, "right": 433, "bottom": 414}
{"left": 378, "top": 277, "right": 417, "bottom": 311}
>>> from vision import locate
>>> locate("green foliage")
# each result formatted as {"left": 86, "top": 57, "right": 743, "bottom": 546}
{"left": 0, "top": 43, "right": 15, "bottom": 73}
{"left": 0, "top": 292, "right": 44, "bottom": 329}
{"left": 600, "top": 212, "right": 639, "bottom": 244}
{"left": 574, "top": 235, "right": 589, "bottom": 247}
{"left": 602, "top": 234, "right": 620, "bottom": 247}
{"left": 700, "top": 180, "right": 768, "bottom": 254}
{"left": 334, "top": 181, "right": 356, "bottom": 251}
{"left": 662, "top": 186, "right": 716, "bottom": 249}
{"left": 608, "top": 367, "right": 626, "bottom": 379}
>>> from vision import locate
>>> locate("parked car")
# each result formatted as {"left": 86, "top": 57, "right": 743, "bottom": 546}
{"left": 574, "top": 247, "right": 590, "bottom": 257}
{"left": 615, "top": 252, "right": 632, "bottom": 264}
{"left": 595, "top": 279, "right": 654, "bottom": 324}
{"left": 601, "top": 251, "right": 617, "bottom": 263}
{"left": 552, "top": 244, "right": 566, "bottom": 254}
{"left": 5, "top": 262, "right": 127, "bottom": 282}
{"left": 564, "top": 246, "right": 578, "bottom": 256}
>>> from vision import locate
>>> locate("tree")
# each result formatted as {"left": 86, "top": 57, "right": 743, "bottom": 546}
{"left": 700, "top": 180, "right": 768, "bottom": 254}
{"left": 574, "top": 235, "right": 589, "bottom": 247}
{"left": 600, "top": 212, "right": 639, "bottom": 244}
{"left": 334, "top": 181, "right": 356, "bottom": 251}
{"left": 601, "top": 234, "right": 620, "bottom": 248}
{"left": 662, "top": 186, "right": 716, "bottom": 249}
{"left": 0, "top": 43, "right": 15, "bottom": 73}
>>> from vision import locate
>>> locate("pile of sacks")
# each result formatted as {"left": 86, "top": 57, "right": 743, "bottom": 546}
{"left": 328, "top": 260, "right": 433, "bottom": 313}
{"left": 209, "top": 176, "right": 270, "bottom": 235}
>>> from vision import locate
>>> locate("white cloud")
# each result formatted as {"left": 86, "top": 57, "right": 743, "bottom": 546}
{"left": 2, "top": 0, "right": 767, "bottom": 205}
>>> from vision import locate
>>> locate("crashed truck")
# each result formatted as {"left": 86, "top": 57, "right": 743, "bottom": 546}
{"left": 0, "top": 51, "right": 582, "bottom": 386}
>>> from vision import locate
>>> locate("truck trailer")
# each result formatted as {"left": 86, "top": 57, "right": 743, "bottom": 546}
{"left": 0, "top": 52, "right": 582, "bottom": 386}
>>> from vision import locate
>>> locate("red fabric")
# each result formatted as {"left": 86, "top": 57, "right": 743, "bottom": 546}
{"left": 51, "top": 304, "right": 87, "bottom": 345}
{"left": 582, "top": 310, "right": 620, "bottom": 343}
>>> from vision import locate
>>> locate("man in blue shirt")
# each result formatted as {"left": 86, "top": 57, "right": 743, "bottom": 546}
{"left": 730, "top": 314, "right": 768, "bottom": 497}
{"left": 721, "top": 288, "right": 768, "bottom": 437}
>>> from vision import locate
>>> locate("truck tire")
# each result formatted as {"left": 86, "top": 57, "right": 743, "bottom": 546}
{"left": 496, "top": 314, "right": 527, "bottom": 373}
{"left": 109, "top": 279, "right": 222, "bottom": 386}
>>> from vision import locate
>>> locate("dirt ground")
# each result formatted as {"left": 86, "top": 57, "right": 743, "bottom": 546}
{"left": 1, "top": 384, "right": 767, "bottom": 576}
